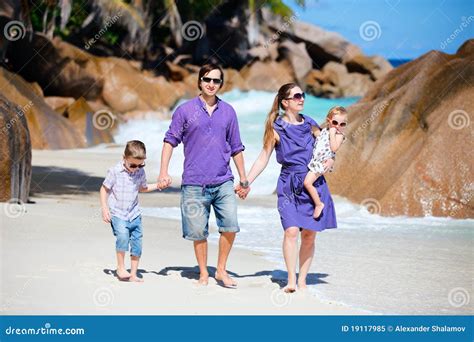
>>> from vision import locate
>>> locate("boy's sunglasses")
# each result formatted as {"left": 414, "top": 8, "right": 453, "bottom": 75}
{"left": 201, "top": 77, "right": 222, "bottom": 85}
{"left": 286, "top": 92, "right": 305, "bottom": 101}
{"left": 126, "top": 161, "right": 146, "bottom": 169}
{"left": 331, "top": 120, "right": 347, "bottom": 127}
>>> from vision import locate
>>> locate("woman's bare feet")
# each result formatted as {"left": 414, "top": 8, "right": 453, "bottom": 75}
{"left": 284, "top": 275, "right": 297, "bottom": 293}
{"left": 215, "top": 271, "right": 237, "bottom": 288}
{"left": 297, "top": 282, "right": 308, "bottom": 291}
{"left": 129, "top": 275, "right": 144, "bottom": 282}
{"left": 116, "top": 268, "right": 131, "bottom": 281}
{"left": 313, "top": 202, "right": 325, "bottom": 218}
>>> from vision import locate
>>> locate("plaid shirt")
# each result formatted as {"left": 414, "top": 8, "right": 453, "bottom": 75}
{"left": 103, "top": 161, "right": 147, "bottom": 221}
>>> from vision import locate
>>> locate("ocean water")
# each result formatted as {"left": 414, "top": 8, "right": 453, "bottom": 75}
{"left": 114, "top": 89, "right": 358, "bottom": 195}
{"left": 116, "top": 90, "right": 473, "bottom": 315}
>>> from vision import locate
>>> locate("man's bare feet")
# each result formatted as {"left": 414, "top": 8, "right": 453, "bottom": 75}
{"left": 129, "top": 275, "right": 144, "bottom": 282}
{"left": 197, "top": 273, "right": 209, "bottom": 286}
{"left": 313, "top": 202, "right": 325, "bottom": 218}
{"left": 116, "top": 268, "right": 131, "bottom": 280}
{"left": 215, "top": 271, "right": 237, "bottom": 288}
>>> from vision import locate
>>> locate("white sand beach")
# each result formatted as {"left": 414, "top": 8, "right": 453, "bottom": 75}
{"left": 0, "top": 147, "right": 366, "bottom": 315}
{"left": 1, "top": 147, "right": 472, "bottom": 315}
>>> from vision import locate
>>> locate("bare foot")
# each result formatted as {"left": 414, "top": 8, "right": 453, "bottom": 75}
{"left": 283, "top": 287, "right": 296, "bottom": 293}
{"left": 116, "top": 268, "right": 131, "bottom": 280}
{"left": 298, "top": 282, "right": 308, "bottom": 291}
{"left": 129, "top": 275, "right": 144, "bottom": 282}
{"left": 197, "top": 273, "right": 209, "bottom": 286}
{"left": 313, "top": 202, "right": 325, "bottom": 218}
{"left": 215, "top": 271, "right": 237, "bottom": 288}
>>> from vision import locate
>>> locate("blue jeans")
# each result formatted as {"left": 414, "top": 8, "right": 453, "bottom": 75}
{"left": 110, "top": 215, "right": 143, "bottom": 257}
{"left": 181, "top": 180, "right": 239, "bottom": 241}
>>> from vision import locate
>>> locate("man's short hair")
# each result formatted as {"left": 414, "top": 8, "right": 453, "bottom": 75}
{"left": 198, "top": 63, "right": 224, "bottom": 90}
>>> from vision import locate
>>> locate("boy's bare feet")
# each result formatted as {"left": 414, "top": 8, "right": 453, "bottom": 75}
{"left": 116, "top": 268, "right": 131, "bottom": 280}
{"left": 215, "top": 271, "right": 237, "bottom": 288}
{"left": 313, "top": 202, "right": 325, "bottom": 218}
{"left": 129, "top": 275, "right": 144, "bottom": 282}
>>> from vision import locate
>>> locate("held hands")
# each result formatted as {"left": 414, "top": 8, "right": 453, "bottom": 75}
{"left": 158, "top": 173, "right": 172, "bottom": 190}
{"left": 234, "top": 183, "right": 251, "bottom": 200}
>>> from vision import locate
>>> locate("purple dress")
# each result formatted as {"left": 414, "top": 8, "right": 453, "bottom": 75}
{"left": 273, "top": 114, "right": 337, "bottom": 231}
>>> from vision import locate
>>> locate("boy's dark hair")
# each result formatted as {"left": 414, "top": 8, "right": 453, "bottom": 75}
{"left": 198, "top": 63, "right": 224, "bottom": 90}
{"left": 124, "top": 140, "right": 146, "bottom": 159}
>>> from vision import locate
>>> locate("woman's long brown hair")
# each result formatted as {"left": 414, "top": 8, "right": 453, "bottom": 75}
{"left": 263, "top": 83, "right": 297, "bottom": 148}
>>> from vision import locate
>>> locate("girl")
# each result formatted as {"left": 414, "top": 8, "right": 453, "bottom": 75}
{"left": 304, "top": 106, "right": 347, "bottom": 218}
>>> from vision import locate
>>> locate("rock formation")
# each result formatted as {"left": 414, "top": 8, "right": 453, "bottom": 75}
{"left": 326, "top": 40, "right": 474, "bottom": 219}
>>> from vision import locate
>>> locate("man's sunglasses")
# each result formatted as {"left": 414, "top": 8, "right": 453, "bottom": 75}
{"left": 331, "top": 120, "right": 347, "bottom": 127}
{"left": 286, "top": 92, "right": 305, "bottom": 101}
{"left": 201, "top": 77, "right": 222, "bottom": 85}
{"left": 126, "top": 161, "right": 145, "bottom": 169}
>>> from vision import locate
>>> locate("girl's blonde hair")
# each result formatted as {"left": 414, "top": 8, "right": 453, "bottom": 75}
{"left": 263, "top": 83, "right": 298, "bottom": 148}
{"left": 321, "top": 106, "right": 348, "bottom": 128}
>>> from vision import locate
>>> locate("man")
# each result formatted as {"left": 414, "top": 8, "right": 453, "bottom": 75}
{"left": 158, "top": 64, "right": 249, "bottom": 287}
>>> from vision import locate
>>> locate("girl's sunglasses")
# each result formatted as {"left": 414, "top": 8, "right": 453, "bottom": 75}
{"left": 201, "top": 77, "right": 222, "bottom": 85}
{"left": 331, "top": 120, "right": 347, "bottom": 127}
{"left": 286, "top": 92, "right": 305, "bottom": 101}
{"left": 126, "top": 161, "right": 146, "bottom": 169}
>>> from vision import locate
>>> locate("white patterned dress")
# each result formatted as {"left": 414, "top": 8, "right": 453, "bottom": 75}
{"left": 308, "top": 128, "right": 336, "bottom": 174}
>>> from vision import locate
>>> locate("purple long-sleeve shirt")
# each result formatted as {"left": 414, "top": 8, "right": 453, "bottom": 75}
{"left": 164, "top": 96, "right": 245, "bottom": 186}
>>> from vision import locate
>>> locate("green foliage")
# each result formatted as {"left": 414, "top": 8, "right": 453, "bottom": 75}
{"left": 26, "top": 0, "right": 307, "bottom": 53}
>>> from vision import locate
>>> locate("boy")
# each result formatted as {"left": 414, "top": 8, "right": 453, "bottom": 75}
{"left": 100, "top": 140, "right": 159, "bottom": 282}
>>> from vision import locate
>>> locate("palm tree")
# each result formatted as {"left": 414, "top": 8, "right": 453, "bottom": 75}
{"left": 247, "top": 0, "right": 306, "bottom": 48}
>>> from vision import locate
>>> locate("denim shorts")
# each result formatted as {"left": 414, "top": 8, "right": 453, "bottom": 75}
{"left": 110, "top": 215, "right": 143, "bottom": 257}
{"left": 181, "top": 180, "right": 239, "bottom": 241}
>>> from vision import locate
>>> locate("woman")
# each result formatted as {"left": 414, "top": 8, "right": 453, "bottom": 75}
{"left": 236, "top": 83, "right": 337, "bottom": 292}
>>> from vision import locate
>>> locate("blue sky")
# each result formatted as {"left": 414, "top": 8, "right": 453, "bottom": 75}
{"left": 284, "top": 0, "right": 473, "bottom": 59}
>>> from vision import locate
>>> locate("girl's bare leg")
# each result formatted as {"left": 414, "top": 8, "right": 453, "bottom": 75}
{"left": 303, "top": 172, "right": 325, "bottom": 218}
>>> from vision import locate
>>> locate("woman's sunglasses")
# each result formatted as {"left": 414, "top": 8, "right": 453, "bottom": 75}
{"left": 286, "top": 92, "right": 305, "bottom": 101}
{"left": 331, "top": 120, "right": 347, "bottom": 127}
{"left": 201, "top": 77, "right": 222, "bottom": 85}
